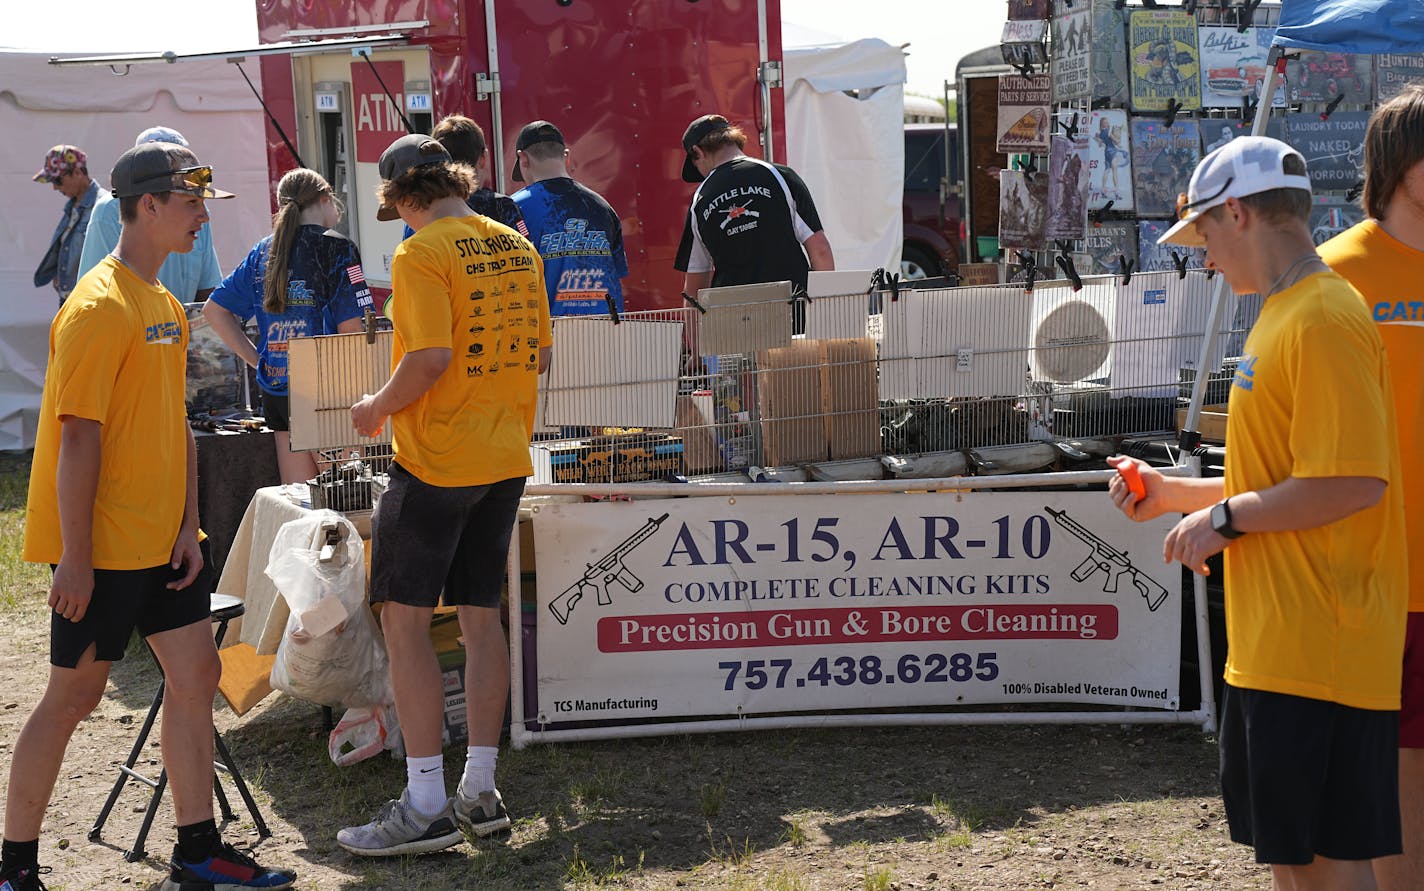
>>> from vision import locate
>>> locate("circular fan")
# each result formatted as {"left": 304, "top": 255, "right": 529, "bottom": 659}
{"left": 1033, "top": 301, "right": 1110, "bottom": 382}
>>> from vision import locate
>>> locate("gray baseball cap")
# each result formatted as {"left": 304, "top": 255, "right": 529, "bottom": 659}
{"left": 376, "top": 133, "right": 452, "bottom": 221}
{"left": 109, "top": 142, "right": 234, "bottom": 199}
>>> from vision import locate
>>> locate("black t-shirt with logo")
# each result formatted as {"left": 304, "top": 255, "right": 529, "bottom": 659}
{"left": 674, "top": 157, "right": 824, "bottom": 292}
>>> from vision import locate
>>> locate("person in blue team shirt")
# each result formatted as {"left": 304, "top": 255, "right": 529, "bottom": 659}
{"left": 203, "top": 168, "right": 374, "bottom": 483}
{"left": 509, "top": 120, "right": 629, "bottom": 317}
{"left": 78, "top": 126, "right": 223, "bottom": 301}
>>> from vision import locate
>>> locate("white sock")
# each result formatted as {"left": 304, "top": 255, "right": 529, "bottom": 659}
{"left": 461, "top": 745, "right": 498, "bottom": 797}
{"left": 405, "top": 754, "right": 446, "bottom": 817}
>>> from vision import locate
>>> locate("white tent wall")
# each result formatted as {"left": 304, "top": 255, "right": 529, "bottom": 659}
{"left": 783, "top": 38, "right": 906, "bottom": 276}
{"left": 1, "top": 52, "right": 271, "bottom": 451}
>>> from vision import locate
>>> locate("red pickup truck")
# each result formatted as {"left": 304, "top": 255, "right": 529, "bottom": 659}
{"left": 902, "top": 123, "right": 964, "bottom": 280}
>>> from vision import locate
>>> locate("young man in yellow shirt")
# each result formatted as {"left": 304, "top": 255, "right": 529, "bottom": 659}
{"left": 1318, "top": 85, "right": 1424, "bottom": 891}
{"left": 1107, "top": 136, "right": 1408, "bottom": 891}
{"left": 339, "top": 135, "right": 551, "bottom": 857}
{"left": 1, "top": 143, "right": 295, "bottom": 891}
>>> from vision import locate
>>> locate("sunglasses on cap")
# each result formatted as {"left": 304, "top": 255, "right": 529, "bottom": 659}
{"left": 130, "top": 164, "right": 214, "bottom": 195}
{"left": 1175, "top": 176, "right": 1233, "bottom": 221}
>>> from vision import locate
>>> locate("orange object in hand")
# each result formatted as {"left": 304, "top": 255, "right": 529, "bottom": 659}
{"left": 1119, "top": 461, "right": 1146, "bottom": 503}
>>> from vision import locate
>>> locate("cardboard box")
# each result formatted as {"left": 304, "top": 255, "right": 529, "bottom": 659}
{"left": 531, "top": 434, "right": 684, "bottom": 484}
{"left": 612, "top": 435, "right": 684, "bottom": 482}
{"left": 756, "top": 340, "right": 828, "bottom": 466}
{"left": 676, "top": 393, "right": 722, "bottom": 473}
{"left": 819, "top": 338, "right": 880, "bottom": 460}
{"left": 1177, "top": 403, "right": 1228, "bottom": 443}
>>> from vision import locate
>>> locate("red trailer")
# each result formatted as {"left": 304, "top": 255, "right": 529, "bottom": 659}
{"left": 250, "top": 0, "right": 789, "bottom": 310}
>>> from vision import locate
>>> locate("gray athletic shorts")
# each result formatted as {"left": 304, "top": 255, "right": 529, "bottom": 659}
{"left": 368, "top": 461, "right": 524, "bottom": 609}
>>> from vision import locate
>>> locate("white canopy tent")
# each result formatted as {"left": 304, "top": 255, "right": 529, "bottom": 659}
{"left": 783, "top": 37, "right": 907, "bottom": 277}
{"left": 0, "top": 51, "right": 271, "bottom": 450}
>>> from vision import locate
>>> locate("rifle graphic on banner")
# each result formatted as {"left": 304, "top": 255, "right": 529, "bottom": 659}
{"left": 1047, "top": 507, "right": 1170, "bottom": 611}
{"left": 548, "top": 513, "right": 670, "bottom": 625}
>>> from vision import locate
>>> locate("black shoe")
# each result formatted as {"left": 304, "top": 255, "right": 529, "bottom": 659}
{"left": 162, "top": 841, "right": 296, "bottom": 890}
{"left": 0, "top": 865, "right": 51, "bottom": 891}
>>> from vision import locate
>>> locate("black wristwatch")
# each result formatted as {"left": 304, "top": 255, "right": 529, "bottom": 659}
{"left": 1210, "top": 498, "right": 1244, "bottom": 540}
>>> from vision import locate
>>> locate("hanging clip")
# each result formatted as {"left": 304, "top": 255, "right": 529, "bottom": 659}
{"left": 1112, "top": 0, "right": 1127, "bottom": 8}
{"left": 1017, "top": 251, "right": 1039, "bottom": 294}
{"left": 1015, "top": 155, "right": 1038, "bottom": 181}
{"left": 1140, "top": 0, "right": 1159, "bottom": 8}
{"left": 1242, "top": 92, "right": 1259, "bottom": 119}
{"left": 1117, "top": 254, "right": 1135, "bottom": 286}
{"left": 1345, "top": 179, "right": 1364, "bottom": 203}
{"left": 1090, "top": 200, "right": 1115, "bottom": 226}
{"left": 604, "top": 294, "right": 621, "bottom": 325}
{"left": 1055, "top": 252, "right": 1083, "bottom": 291}
{"left": 1170, "top": 250, "right": 1190, "bottom": 280}
{"left": 1236, "top": 0, "right": 1262, "bottom": 32}
{"left": 1163, "top": 98, "right": 1182, "bottom": 128}
{"left": 1060, "top": 112, "right": 1080, "bottom": 140}
{"left": 1320, "top": 94, "right": 1345, "bottom": 122}
{"left": 680, "top": 290, "right": 708, "bottom": 315}
{"left": 874, "top": 268, "right": 902, "bottom": 303}
{"left": 1183, "top": 0, "right": 1200, "bottom": 14}
{"left": 1206, "top": 266, "right": 1217, "bottom": 280}
{"left": 1013, "top": 59, "right": 1037, "bottom": 78}
{"left": 790, "top": 283, "right": 813, "bottom": 309}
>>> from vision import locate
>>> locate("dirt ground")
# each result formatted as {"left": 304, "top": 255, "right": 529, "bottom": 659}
{"left": 0, "top": 593, "right": 1273, "bottom": 891}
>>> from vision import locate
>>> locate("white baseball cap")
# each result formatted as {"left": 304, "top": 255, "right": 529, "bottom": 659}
{"left": 135, "top": 125, "right": 189, "bottom": 148}
{"left": 1157, "top": 136, "right": 1312, "bottom": 248}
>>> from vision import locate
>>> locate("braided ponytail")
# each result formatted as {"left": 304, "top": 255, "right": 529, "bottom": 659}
{"left": 264, "top": 168, "right": 334, "bottom": 313}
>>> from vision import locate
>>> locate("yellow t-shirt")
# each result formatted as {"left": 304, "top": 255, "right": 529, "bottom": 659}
{"left": 1319, "top": 220, "right": 1424, "bottom": 612}
{"left": 1222, "top": 270, "right": 1408, "bottom": 710}
{"left": 387, "top": 214, "right": 552, "bottom": 487}
{"left": 24, "top": 257, "right": 191, "bottom": 570}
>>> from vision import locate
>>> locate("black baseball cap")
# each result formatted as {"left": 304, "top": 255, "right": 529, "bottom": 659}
{"left": 110, "top": 142, "right": 234, "bottom": 199}
{"left": 510, "top": 120, "right": 565, "bottom": 183}
{"left": 376, "top": 133, "right": 452, "bottom": 221}
{"left": 681, "top": 114, "right": 732, "bottom": 183}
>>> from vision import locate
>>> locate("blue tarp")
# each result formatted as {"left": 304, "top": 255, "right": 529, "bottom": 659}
{"left": 1273, "top": 0, "right": 1424, "bottom": 55}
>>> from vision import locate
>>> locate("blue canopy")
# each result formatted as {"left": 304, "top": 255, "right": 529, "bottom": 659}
{"left": 1273, "top": 0, "right": 1424, "bottom": 54}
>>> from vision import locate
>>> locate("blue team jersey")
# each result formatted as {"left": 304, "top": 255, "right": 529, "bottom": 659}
{"left": 512, "top": 177, "right": 628, "bottom": 317}
{"left": 209, "top": 225, "right": 374, "bottom": 395}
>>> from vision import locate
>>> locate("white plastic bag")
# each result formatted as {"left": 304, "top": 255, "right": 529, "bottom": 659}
{"left": 266, "top": 510, "right": 392, "bottom": 709}
{"left": 328, "top": 704, "right": 400, "bottom": 766}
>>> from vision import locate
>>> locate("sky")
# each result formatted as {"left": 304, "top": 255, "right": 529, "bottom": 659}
{"left": 4, "top": 0, "right": 1006, "bottom": 99}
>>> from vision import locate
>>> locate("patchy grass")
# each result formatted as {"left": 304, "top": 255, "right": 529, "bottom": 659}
{"left": 0, "top": 451, "right": 47, "bottom": 612}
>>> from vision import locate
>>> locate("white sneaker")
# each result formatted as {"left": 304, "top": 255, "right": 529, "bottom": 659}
{"left": 453, "top": 786, "right": 512, "bottom": 838}
{"left": 337, "top": 789, "right": 463, "bottom": 857}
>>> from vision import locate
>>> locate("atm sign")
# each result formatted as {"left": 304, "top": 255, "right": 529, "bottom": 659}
{"left": 315, "top": 92, "right": 340, "bottom": 112}
{"left": 351, "top": 58, "right": 407, "bottom": 162}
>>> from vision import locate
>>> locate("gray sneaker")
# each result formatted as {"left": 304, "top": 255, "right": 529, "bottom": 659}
{"left": 337, "top": 790, "right": 463, "bottom": 857}
{"left": 453, "top": 786, "right": 512, "bottom": 838}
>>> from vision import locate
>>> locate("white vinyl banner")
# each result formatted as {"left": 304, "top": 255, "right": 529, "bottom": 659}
{"left": 533, "top": 493, "right": 1182, "bottom": 724}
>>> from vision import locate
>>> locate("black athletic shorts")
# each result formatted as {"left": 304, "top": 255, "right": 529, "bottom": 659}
{"left": 1219, "top": 683, "right": 1402, "bottom": 864}
{"left": 368, "top": 462, "right": 524, "bottom": 609}
{"left": 49, "top": 539, "right": 213, "bottom": 669}
{"left": 261, "top": 392, "right": 290, "bottom": 432}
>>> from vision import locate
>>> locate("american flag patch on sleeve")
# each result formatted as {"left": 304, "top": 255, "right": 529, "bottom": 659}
{"left": 516, "top": 220, "right": 529, "bottom": 238}
{"left": 346, "top": 265, "right": 366, "bottom": 285}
